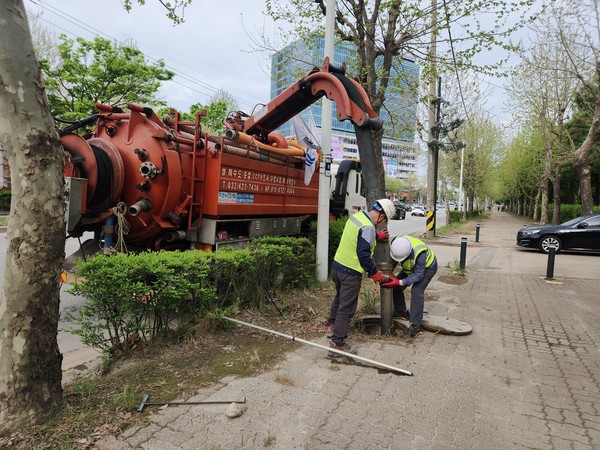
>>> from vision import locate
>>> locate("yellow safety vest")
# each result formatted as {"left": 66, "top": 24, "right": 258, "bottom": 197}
{"left": 399, "top": 235, "right": 435, "bottom": 275}
{"left": 333, "top": 211, "right": 375, "bottom": 274}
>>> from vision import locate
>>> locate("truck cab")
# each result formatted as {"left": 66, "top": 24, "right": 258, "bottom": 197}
{"left": 329, "top": 160, "right": 366, "bottom": 219}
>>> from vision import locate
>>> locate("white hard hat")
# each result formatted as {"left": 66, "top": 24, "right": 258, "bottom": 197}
{"left": 390, "top": 236, "right": 412, "bottom": 261}
{"left": 375, "top": 199, "right": 396, "bottom": 221}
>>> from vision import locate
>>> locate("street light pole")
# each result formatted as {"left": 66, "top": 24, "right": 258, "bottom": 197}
{"left": 316, "top": 0, "right": 335, "bottom": 282}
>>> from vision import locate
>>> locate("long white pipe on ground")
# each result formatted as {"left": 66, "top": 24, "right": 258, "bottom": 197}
{"left": 224, "top": 316, "right": 413, "bottom": 376}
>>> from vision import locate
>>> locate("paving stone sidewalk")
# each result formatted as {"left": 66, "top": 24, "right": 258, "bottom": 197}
{"left": 97, "top": 211, "right": 600, "bottom": 449}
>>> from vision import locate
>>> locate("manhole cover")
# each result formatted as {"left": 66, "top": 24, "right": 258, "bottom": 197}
{"left": 422, "top": 315, "right": 472, "bottom": 335}
{"left": 355, "top": 315, "right": 472, "bottom": 336}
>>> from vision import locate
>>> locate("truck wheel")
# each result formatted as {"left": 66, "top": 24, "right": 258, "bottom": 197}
{"left": 539, "top": 235, "right": 562, "bottom": 254}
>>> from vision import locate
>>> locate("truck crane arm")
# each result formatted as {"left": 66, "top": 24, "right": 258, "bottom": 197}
{"left": 224, "top": 57, "right": 382, "bottom": 143}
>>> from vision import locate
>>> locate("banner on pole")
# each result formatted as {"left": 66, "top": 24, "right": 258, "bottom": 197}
{"left": 292, "top": 112, "right": 321, "bottom": 185}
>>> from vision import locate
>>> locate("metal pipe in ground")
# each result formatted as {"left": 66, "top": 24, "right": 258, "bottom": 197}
{"left": 460, "top": 237, "right": 468, "bottom": 270}
{"left": 223, "top": 316, "right": 413, "bottom": 376}
{"left": 374, "top": 241, "right": 394, "bottom": 336}
{"left": 545, "top": 247, "right": 556, "bottom": 280}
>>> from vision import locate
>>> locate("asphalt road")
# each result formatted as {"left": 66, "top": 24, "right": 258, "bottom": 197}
{"left": 388, "top": 207, "right": 446, "bottom": 237}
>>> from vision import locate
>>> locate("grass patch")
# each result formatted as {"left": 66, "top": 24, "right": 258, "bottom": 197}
{"left": 360, "top": 283, "right": 380, "bottom": 314}
{"left": 0, "top": 215, "right": 7, "bottom": 227}
{"left": 435, "top": 212, "right": 489, "bottom": 237}
{"left": 446, "top": 258, "right": 468, "bottom": 277}
{"left": 274, "top": 373, "right": 295, "bottom": 386}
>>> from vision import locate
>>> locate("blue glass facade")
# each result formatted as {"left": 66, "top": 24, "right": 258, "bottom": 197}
{"left": 270, "top": 37, "right": 419, "bottom": 142}
{"left": 270, "top": 37, "right": 420, "bottom": 181}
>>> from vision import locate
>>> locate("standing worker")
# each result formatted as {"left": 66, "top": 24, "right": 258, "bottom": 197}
{"left": 326, "top": 199, "right": 396, "bottom": 355}
{"left": 381, "top": 235, "right": 438, "bottom": 339}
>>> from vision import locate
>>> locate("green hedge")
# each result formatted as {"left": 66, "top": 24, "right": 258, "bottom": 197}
{"left": 0, "top": 190, "right": 10, "bottom": 211}
{"left": 541, "top": 204, "right": 600, "bottom": 223}
{"left": 448, "top": 209, "right": 485, "bottom": 224}
{"left": 309, "top": 216, "right": 348, "bottom": 274}
{"left": 68, "top": 236, "right": 316, "bottom": 354}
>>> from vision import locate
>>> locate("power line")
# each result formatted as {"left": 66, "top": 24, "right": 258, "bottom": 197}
{"left": 27, "top": 0, "right": 261, "bottom": 111}
{"left": 442, "top": 0, "right": 469, "bottom": 124}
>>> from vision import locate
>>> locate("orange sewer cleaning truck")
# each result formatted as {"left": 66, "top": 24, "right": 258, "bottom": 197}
{"left": 60, "top": 58, "right": 381, "bottom": 254}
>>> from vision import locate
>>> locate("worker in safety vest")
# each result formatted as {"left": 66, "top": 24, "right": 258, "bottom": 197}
{"left": 326, "top": 199, "right": 396, "bottom": 355}
{"left": 382, "top": 235, "right": 438, "bottom": 339}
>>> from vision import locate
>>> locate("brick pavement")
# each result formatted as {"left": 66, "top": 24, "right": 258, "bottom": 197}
{"left": 96, "top": 211, "right": 600, "bottom": 449}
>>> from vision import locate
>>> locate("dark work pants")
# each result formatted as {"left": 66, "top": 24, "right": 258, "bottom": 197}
{"left": 393, "top": 265, "right": 438, "bottom": 327}
{"left": 327, "top": 267, "right": 362, "bottom": 345}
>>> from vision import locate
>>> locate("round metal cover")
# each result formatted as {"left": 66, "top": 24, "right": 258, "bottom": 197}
{"left": 421, "top": 315, "right": 472, "bottom": 336}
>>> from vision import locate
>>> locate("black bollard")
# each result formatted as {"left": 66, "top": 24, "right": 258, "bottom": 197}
{"left": 545, "top": 246, "right": 556, "bottom": 281}
{"left": 475, "top": 224, "right": 480, "bottom": 242}
{"left": 459, "top": 237, "right": 468, "bottom": 270}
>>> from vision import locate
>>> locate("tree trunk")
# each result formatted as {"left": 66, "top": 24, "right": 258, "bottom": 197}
{"left": 533, "top": 188, "right": 541, "bottom": 222}
{"left": 573, "top": 62, "right": 600, "bottom": 216}
{"left": 539, "top": 173, "right": 549, "bottom": 224}
{"left": 551, "top": 167, "right": 562, "bottom": 224}
{"left": 0, "top": 0, "right": 66, "bottom": 429}
{"left": 357, "top": 126, "right": 384, "bottom": 205}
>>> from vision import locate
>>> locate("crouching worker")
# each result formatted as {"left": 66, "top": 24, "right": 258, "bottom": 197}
{"left": 326, "top": 199, "right": 396, "bottom": 355}
{"left": 381, "top": 236, "right": 438, "bottom": 339}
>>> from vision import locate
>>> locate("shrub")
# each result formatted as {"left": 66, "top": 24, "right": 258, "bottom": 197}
{"left": 250, "top": 236, "right": 316, "bottom": 289}
{"left": 0, "top": 190, "right": 10, "bottom": 211}
{"left": 543, "top": 204, "right": 600, "bottom": 223}
{"left": 68, "top": 239, "right": 317, "bottom": 355}
{"left": 448, "top": 209, "right": 486, "bottom": 224}
{"left": 309, "top": 216, "right": 348, "bottom": 274}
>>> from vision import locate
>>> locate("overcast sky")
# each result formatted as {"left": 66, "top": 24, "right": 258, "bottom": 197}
{"left": 24, "top": 0, "right": 538, "bottom": 128}
{"left": 25, "top": 0, "right": 281, "bottom": 114}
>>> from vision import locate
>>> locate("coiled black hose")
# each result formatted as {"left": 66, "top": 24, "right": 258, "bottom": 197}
{"left": 89, "top": 144, "right": 113, "bottom": 206}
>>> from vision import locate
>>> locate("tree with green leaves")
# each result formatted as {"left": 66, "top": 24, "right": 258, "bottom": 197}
{"left": 448, "top": 109, "right": 502, "bottom": 216}
{"left": 165, "top": 89, "right": 239, "bottom": 135}
{"left": 262, "top": 0, "right": 545, "bottom": 205}
{"left": 41, "top": 35, "right": 174, "bottom": 120}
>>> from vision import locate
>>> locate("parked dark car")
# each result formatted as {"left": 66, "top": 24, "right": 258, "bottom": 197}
{"left": 394, "top": 202, "right": 407, "bottom": 220}
{"left": 516, "top": 214, "right": 600, "bottom": 253}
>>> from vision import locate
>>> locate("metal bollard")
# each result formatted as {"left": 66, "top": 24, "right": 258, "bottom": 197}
{"left": 545, "top": 246, "right": 556, "bottom": 281}
{"left": 459, "top": 237, "right": 468, "bottom": 270}
{"left": 475, "top": 224, "right": 480, "bottom": 242}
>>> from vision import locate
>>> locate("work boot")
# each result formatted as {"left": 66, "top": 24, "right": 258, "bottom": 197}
{"left": 327, "top": 340, "right": 357, "bottom": 358}
{"left": 402, "top": 324, "right": 423, "bottom": 339}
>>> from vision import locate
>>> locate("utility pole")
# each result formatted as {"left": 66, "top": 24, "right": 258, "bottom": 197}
{"left": 426, "top": 0, "right": 438, "bottom": 239}
{"left": 432, "top": 78, "right": 442, "bottom": 235}
{"left": 316, "top": 0, "right": 335, "bottom": 282}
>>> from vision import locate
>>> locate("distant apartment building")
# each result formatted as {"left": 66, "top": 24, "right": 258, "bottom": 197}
{"left": 270, "top": 37, "right": 420, "bottom": 182}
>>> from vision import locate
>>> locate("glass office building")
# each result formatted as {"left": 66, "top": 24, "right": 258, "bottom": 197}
{"left": 270, "top": 37, "right": 420, "bottom": 181}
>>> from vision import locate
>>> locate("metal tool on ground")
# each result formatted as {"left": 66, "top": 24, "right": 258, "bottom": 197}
{"left": 224, "top": 316, "right": 413, "bottom": 376}
{"left": 137, "top": 394, "right": 247, "bottom": 412}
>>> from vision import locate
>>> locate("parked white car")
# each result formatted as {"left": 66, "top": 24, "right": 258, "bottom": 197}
{"left": 411, "top": 205, "right": 426, "bottom": 217}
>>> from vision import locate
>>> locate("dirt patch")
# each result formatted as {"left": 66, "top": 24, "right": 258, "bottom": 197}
{"left": 437, "top": 275, "right": 468, "bottom": 285}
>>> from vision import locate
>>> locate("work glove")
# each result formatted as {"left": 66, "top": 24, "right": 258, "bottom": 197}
{"left": 376, "top": 228, "right": 389, "bottom": 242}
{"left": 381, "top": 277, "right": 401, "bottom": 288}
{"left": 371, "top": 270, "right": 385, "bottom": 284}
